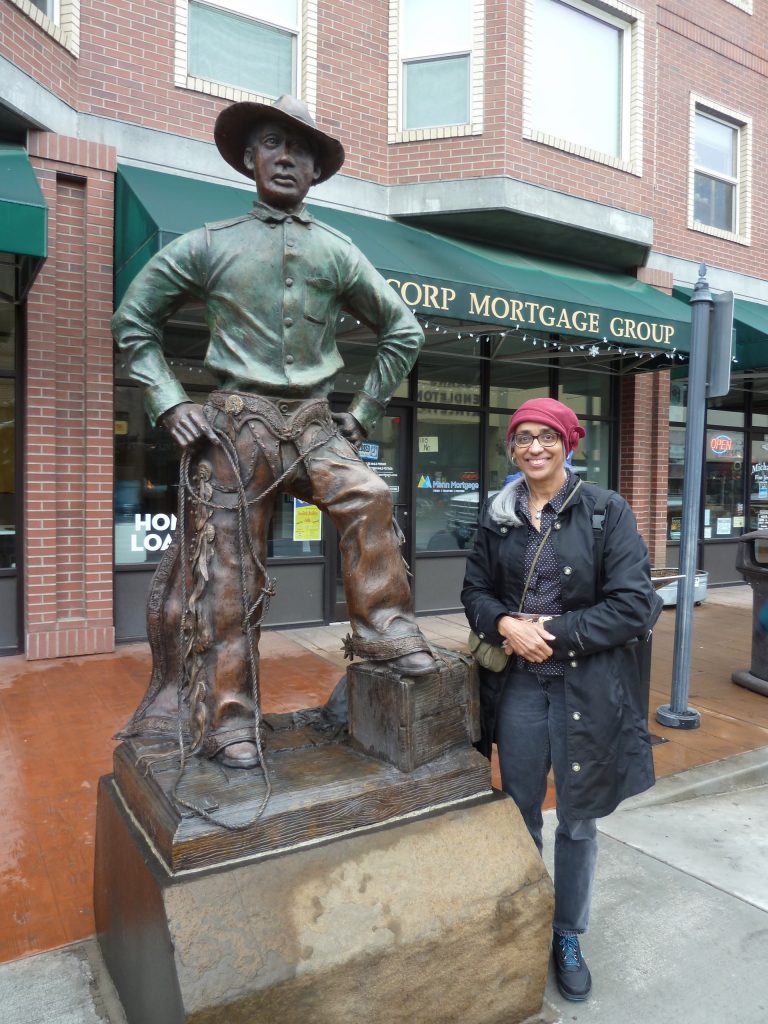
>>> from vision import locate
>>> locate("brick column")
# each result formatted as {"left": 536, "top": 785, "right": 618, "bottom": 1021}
{"left": 619, "top": 369, "right": 671, "bottom": 568}
{"left": 25, "top": 135, "right": 117, "bottom": 659}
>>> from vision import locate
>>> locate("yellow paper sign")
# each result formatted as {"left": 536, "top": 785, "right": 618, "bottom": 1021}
{"left": 293, "top": 500, "right": 322, "bottom": 541}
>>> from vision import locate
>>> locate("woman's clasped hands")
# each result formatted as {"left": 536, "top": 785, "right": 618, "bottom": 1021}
{"left": 497, "top": 614, "right": 556, "bottom": 664}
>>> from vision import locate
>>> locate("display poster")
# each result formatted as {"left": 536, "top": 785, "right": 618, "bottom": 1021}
{"left": 752, "top": 461, "right": 768, "bottom": 499}
{"left": 704, "top": 508, "right": 711, "bottom": 527}
{"left": 293, "top": 499, "right": 322, "bottom": 542}
{"left": 669, "top": 516, "right": 681, "bottom": 541}
{"left": 716, "top": 517, "right": 732, "bottom": 536}
{"left": 115, "top": 511, "right": 177, "bottom": 563}
{"left": 758, "top": 509, "right": 768, "bottom": 530}
{"left": 704, "top": 527, "right": 712, "bottom": 539}
{"left": 733, "top": 516, "right": 745, "bottom": 528}
{"left": 418, "top": 436, "right": 439, "bottom": 453}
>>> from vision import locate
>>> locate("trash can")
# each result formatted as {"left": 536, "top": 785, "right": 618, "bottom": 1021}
{"left": 732, "top": 529, "right": 768, "bottom": 697}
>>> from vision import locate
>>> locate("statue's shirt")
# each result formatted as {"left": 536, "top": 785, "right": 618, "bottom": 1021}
{"left": 112, "top": 200, "right": 424, "bottom": 434}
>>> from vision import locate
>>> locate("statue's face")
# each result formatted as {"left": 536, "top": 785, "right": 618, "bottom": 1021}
{"left": 244, "top": 120, "right": 321, "bottom": 209}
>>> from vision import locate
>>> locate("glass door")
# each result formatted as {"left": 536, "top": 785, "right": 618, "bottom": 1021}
{"left": 327, "top": 407, "right": 411, "bottom": 622}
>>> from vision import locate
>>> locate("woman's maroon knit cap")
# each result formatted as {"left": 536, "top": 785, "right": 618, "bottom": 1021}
{"left": 506, "top": 398, "right": 586, "bottom": 454}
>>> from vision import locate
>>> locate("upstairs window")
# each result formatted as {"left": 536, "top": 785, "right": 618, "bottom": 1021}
{"left": 402, "top": 0, "right": 472, "bottom": 130}
{"left": 690, "top": 99, "right": 751, "bottom": 243}
{"left": 389, "top": 0, "right": 485, "bottom": 142}
{"left": 525, "top": 0, "right": 643, "bottom": 173}
{"left": 28, "top": 0, "right": 58, "bottom": 18}
{"left": 7, "top": 0, "right": 79, "bottom": 54}
{"left": 176, "top": 0, "right": 317, "bottom": 108}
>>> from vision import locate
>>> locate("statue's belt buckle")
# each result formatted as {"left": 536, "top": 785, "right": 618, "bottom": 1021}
{"left": 224, "top": 394, "right": 244, "bottom": 416}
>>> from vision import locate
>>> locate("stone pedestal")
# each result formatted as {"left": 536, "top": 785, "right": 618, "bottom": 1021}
{"left": 94, "top": 779, "right": 554, "bottom": 1024}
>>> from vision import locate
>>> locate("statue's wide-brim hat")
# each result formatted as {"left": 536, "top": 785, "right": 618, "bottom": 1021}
{"left": 214, "top": 95, "right": 345, "bottom": 184}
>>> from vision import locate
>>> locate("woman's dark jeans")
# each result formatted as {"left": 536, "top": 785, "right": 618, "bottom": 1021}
{"left": 496, "top": 669, "right": 598, "bottom": 935}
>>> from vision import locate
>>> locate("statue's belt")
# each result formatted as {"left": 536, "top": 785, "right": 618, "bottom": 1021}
{"left": 207, "top": 391, "right": 335, "bottom": 481}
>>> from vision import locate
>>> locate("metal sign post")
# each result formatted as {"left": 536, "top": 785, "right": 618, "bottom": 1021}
{"left": 656, "top": 265, "right": 715, "bottom": 729}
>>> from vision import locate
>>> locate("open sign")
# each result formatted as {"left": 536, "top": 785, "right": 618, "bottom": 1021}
{"left": 710, "top": 434, "right": 734, "bottom": 456}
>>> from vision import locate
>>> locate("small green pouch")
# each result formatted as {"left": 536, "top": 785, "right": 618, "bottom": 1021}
{"left": 467, "top": 629, "right": 509, "bottom": 673}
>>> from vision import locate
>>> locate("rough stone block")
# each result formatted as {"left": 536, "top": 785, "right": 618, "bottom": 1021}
{"left": 95, "top": 779, "right": 554, "bottom": 1024}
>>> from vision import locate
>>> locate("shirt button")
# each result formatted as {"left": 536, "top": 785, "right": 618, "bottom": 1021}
{"left": 572, "top": 711, "right": 581, "bottom": 721}
{"left": 285, "top": 354, "right": 294, "bottom": 365}
{"left": 286, "top": 240, "right": 295, "bottom": 248}
{"left": 284, "top": 317, "right": 293, "bottom": 327}
{"left": 563, "top": 566, "right": 573, "bottom": 575}
{"left": 286, "top": 216, "right": 293, "bottom": 224}
{"left": 571, "top": 762, "right": 581, "bottom": 772}
{"left": 285, "top": 277, "right": 294, "bottom": 287}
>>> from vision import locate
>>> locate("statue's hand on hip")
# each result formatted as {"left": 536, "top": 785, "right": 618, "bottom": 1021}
{"left": 160, "top": 402, "right": 219, "bottom": 450}
{"left": 332, "top": 411, "right": 367, "bottom": 449}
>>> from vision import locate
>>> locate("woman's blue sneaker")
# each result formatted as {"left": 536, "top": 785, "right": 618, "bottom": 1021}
{"left": 552, "top": 931, "right": 592, "bottom": 1002}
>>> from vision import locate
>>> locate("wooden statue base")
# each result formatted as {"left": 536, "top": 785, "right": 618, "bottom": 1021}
{"left": 111, "top": 651, "right": 490, "bottom": 874}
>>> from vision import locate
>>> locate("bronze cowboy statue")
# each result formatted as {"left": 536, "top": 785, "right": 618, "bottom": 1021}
{"left": 112, "top": 95, "right": 437, "bottom": 772}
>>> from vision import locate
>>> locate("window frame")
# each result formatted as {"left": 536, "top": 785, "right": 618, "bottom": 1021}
{"left": 175, "top": 0, "right": 317, "bottom": 110}
{"left": 388, "top": 0, "right": 485, "bottom": 143}
{"left": 7, "top": 0, "right": 79, "bottom": 56}
{"left": 689, "top": 97, "right": 752, "bottom": 245}
{"left": 523, "top": 0, "right": 644, "bottom": 175}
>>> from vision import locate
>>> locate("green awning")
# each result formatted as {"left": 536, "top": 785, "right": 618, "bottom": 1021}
{"left": 0, "top": 144, "right": 47, "bottom": 259}
{"left": 674, "top": 287, "right": 768, "bottom": 372}
{"left": 115, "top": 164, "right": 691, "bottom": 352}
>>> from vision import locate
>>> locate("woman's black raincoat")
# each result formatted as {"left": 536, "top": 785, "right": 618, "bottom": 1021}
{"left": 461, "top": 475, "right": 658, "bottom": 819}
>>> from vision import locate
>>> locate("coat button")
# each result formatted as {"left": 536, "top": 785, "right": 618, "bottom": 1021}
{"left": 563, "top": 565, "right": 573, "bottom": 575}
{"left": 279, "top": 402, "right": 290, "bottom": 413}
{"left": 572, "top": 762, "right": 581, "bottom": 772}
{"left": 285, "top": 277, "right": 294, "bottom": 287}
{"left": 285, "top": 354, "right": 294, "bottom": 365}
{"left": 478, "top": 632, "right": 485, "bottom": 639}
{"left": 286, "top": 240, "right": 295, "bottom": 248}
{"left": 500, "top": 526, "right": 508, "bottom": 534}
{"left": 568, "top": 650, "right": 576, "bottom": 657}
{"left": 284, "top": 317, "right": 293, "bottom": 327}
{"left": 570, "top": 660, "right": 578, "bottom": 668}
{"left": 572, "top": 711, "right": 581, "bottom": 721}
{"left": 554, "top": 522, "right": 561, "bottom": 530}
{"left": 286, "top": 216, "right": 294, "bottom": 224}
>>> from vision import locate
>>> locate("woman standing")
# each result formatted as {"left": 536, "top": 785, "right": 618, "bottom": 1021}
{"left": 461, "top": 397, "right": 658, "bottom": 1002}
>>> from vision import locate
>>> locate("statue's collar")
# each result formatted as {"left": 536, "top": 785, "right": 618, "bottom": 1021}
{"left": 251, "top": 200, "right": 313, "bottom": 225}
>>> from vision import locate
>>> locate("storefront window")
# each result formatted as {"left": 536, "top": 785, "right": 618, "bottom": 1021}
{"left": 489, "top": 341, "right": 549, "bottom": 409}
{"left": 667, "top": 425, "right": 685, "bottom": 541}
{"left": 704, "top": 428, "right": 744, "bottom": 539}
{"left": 558, "top": 368, "right": 610, "bottom": 418}
{"left": 415, "top": 408, "right": 479, "bottom": 551}
{"left": 750, "top": 433, "right": 768, "bottom": 530}
{"left": 114, "top": 385, "right": 322, "bottom": 565}
{"left": 0, "top": 286, "right": 14, "bottom": 371}
{"left": 0, "top": 379, "right": 15, "bottom": 569}
{"left": 571, "top": 419, "right": 610, "bottom": 486}
{"left": 417, "top": 333, "right": 481, "bottom": 406}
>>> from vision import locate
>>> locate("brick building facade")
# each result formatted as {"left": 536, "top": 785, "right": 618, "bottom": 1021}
{"left": 0, "top": 0, "right": 765, "bottom": 656}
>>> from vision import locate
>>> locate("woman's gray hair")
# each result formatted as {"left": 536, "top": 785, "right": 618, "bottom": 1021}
{"left": 489, "top": 475, "right": 526, "bottom": 527}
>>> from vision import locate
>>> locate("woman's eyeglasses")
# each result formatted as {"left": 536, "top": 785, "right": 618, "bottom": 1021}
{"left": 512, "top": 431, "right": 561, "bottom": 448}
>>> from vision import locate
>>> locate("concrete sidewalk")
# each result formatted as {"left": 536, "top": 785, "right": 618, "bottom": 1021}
{"left": 2, "top": 745, "right": 766, "bottom": 1024}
